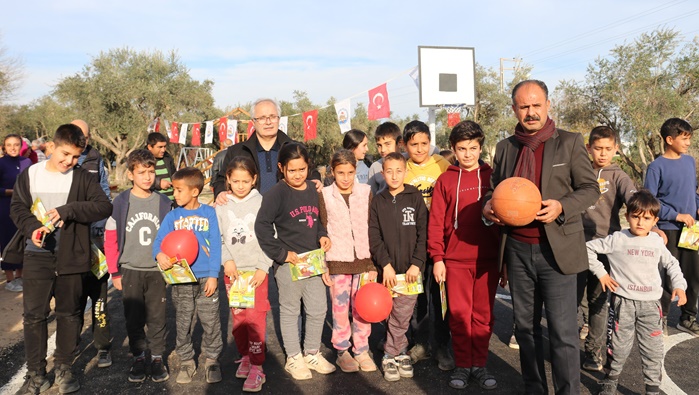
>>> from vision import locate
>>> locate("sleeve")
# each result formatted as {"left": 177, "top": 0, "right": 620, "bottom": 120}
{"left": 205, "top": 209, "right": 222, "bottom": 278}
{"left": 659, "top": 244, "right": 688, "bottom": 291}
{"left": 254, "top": 191, "right": 288, "bottom": 263}
{"left": 644, "top": 164, "right": 678, "bottom": 222}
{"left": 369, "top": 198, "right": 391, "bottom": 268}
{"left": 558, "top": 133, "right": 601, "bottom": 223}
{"left": 212, "top": 148, "right": 233, "bottom": 197}
{"left": 104, "top": 216, "right": 120, "bottom": 277}
{"left": 411, "top": 197, "right": 428, "bottom": 271}
{"left": 318, "top": 192, "right": 328, "bottom": 229}
{"left": 55, "top": 172, "right": 113, "bottom": 224}
{"left": 367, "top": 162, "right": 380, "bottom": 195}
{"left": 617, "top": 171, "right": 638, "bottom": 205}
{"left": 216, "top": 205, "right": 233, "bottom": 264}
{"left": 586, "top": 235, "right": 615, "bottom": 279}
{"left": 98, "top": 158, "right": 112, "bottom": 201}
{"left": 427, "top": 177, "right": 448, "bottom": 263}
{"left": 152, "top": 212, "right": 174, "bottom": 260}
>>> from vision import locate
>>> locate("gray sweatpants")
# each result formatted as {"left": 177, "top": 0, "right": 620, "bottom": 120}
{"left": 275, "top": 264, "right": 327, "bottom": 357}
{"left": 172, "top": 278, "right": 223, "bottom": 361}
{"left": 605, "top": 294, "right": 663, "bottom": 391}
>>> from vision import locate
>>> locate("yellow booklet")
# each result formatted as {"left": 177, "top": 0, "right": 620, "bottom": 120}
{"left": 31, "top": 198, "right": 55, "bottom": 232}
{"left": 90, "top": 243, "right": 108, "bottom": 279}
{"left": 678, "top": 224, "right": 699, "bottom": 250}
{"left": 159, "top": 256, "right": 197, "bottom": 284}
{"left": 227, "top": 271, "right": 256, "bottom": 308}
{"left": 389, "top": 273, "right": 424, "bottom": 298}
{"left": 289, "top": 249, "right": 327, "bottom": 281}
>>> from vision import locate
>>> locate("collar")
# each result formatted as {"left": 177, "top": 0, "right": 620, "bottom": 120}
{"left": 255, "top": 134, "right": 282, "bottom": 152}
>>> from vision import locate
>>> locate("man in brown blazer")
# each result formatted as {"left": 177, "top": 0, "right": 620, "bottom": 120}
{"left": 483, "top": 80, "right": 599, "bottom": 395}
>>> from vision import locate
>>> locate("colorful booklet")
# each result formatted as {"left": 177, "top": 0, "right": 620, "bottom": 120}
{"left": 90, "top": 243, "right": 108, "bottom": 279}
{"left": 289, "top": 248, "right": 327, "bottom": 281}
{"left": 439, "top": 281, "right": 448, "bottom": 319}
{"left": 31, "top": 198, "right": 55, "bottom": 232}
{"left": 678, "top": 224, "right": 699, "bottom": 250}
{"left": 159, "top": 256, "right": 197, "bottom": 284}
{"left": 227, "top": 271, "right": 256, "bottom": 308}
{"left": 389, "top": 273, "right": 424, "bottom": 298}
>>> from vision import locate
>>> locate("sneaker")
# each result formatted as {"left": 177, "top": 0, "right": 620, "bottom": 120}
{"left": 336, "top": 351, "right": 359, "bottom": 373}
{"left": 471, "top": 367, "right": 497, "bottom": 390}
{"left": 435, "top": 346, "right": 455, "bottom": 371}
{"left": 408, "top": 343, "right": 430, "bottom": 363}
{"left": 582, "top": 354, "right": 603, "bottom": 372}
{"left": 285, "top": 353, "right": 312, "bottom": 380}
{"left": 394, "top": 354, "right": 413, "bottom": 378}
{"left": 54, "top": 364, "right": 80, "bottom": 394}
{"left": 662, "top": 316, "right": 669, "bottom": 337}
{"left": 151, "top": 357, "right": 169, "bottom": 383}
{"left": 242, "top": 365, "right": 266, "bottom": 393}
{"left": 381, "top": 358, "right": 400, "bottom": 382}
{"left": 15, "top": 371, "right": 50, "bottom": 395}
{"left": 176, "top": 359, "right": 196, "bottom": 384}
{"left": 354, "top": 351, "right": 377, "bottom": 372}
{"left": 579, "top": 324, "right": 589, "bottom": 340}
{"left": 235, "top": 355, "right": 251, "bottom": 379}
{"left": 597, "top": 379, "right": 618, "bottom": 395}
{"left": 508, "top": 334, "right": 519, "bottom": 350}
{"left": 5, "top": 280, "right": 22, "bottom": 292}
{"left": 304, "top": 351, "right": 336, "bottom": 374}
{"left": 15, "top": 277, "right": 23, "bottom": 286}
{"left": 128, "top": 356, "right": 146, "bottom": 383}
{"left": 205, "top": 360, "right": 222, "bottom": 384}
{"left": 677, "top": 317, "right": 699, "bottom": 336}
{"left": 97, "top": 350, "right": 112, "bottom": 368}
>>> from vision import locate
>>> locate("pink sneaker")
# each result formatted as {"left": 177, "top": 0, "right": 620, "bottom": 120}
{"left": 236, "top": 355, "right": 251, "bottom": 379}
{"left": 243, "top": 365, "right": 266, "bottom": 392}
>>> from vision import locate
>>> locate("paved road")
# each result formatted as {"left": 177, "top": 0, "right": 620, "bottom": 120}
{"left": 1, "top": 271, "right": 697, "bottom": 395}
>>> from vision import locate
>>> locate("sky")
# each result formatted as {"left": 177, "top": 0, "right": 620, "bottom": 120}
{"left": 3, "top": 0, "right": 699, "bottom": 120}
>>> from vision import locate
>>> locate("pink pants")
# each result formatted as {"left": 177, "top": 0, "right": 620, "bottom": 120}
{"left": 329, "top": 274, "right": 371, "bottom": 354}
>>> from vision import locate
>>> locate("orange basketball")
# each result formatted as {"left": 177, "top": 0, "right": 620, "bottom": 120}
{"left": 491, "top": 177, "right": 542, "bottom": 226}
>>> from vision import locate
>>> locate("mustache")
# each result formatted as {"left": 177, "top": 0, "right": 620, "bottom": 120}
{"left": 524, "top": 115, "right": 541, "bottom": 122}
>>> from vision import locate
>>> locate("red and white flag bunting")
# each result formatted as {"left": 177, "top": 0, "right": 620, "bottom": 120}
{"left": 170, "top": 122, "right": 179, "bottom": 143}
{"left": 227, "top": 120, "right": 238, "bottom": 143}
{"left": 247, "top": 121, "right": 255, "bottom": 137}
{"left": 334, "top": 99, "right": 352, "bottom": 134}
{"left": 279, "top": 116, "right": 288, "bottom": 134}
{"left": 368, "top": 83, "right": 390, "bottom": 120}
{"left": 218, "top": 117, "right": 228, "bottom": 144}
{"left": 179, "top": 123, "right": 188, "bottom": 145}
{"left": 191, "top": 123, "right": 201, "bottom": 146}
{"left": 204, "top": 121, "right": 214, "bottom": 145}
{"left": 303, "top": 110, "right": 318, "bottom": 141}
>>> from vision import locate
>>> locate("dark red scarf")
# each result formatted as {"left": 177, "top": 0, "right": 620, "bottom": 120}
{"left": 513, "top": 117, "right": 556, "bottom": 183}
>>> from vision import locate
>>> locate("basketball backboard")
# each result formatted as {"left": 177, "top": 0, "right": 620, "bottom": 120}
{"left": 418, "top": 46, "right": 476, "bottom": 107}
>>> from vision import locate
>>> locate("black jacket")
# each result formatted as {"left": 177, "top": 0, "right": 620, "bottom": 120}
{"left": 10, "top": 166, "right": 113, "bottom": 274}
{"left": 369, "top": 184, "right": 427, "bottom": 274}
{"left": 153, "top": 151, "right": 176, "bottom": 192}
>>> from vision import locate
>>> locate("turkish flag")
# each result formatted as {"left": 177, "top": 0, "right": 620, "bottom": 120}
{"left": 170, "top": 122, "right": 179, "bottom": 143}
{"left": 191, "top": 123, "right": 201, "bottom": 146}
{"left": 368, "top": 83, "right": 390, "bottom": 120}
{"left": 447, "top": 113, "right": 461, "bottom": 128}
{"left": 303, "top": 110, "right": 318, "bottom": 141}
{"left": 247, "top": 120, "right": 255, "bottom": 139}
{"left": 218, "top": 117, "right": 228, "bottom": 144}
{"left": 154, "top": 117, "right": 160, "bottom": 133}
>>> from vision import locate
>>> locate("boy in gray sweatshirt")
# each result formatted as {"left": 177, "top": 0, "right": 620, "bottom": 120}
{"left": 587, "top": 190, "right": 686, "bottom": 395}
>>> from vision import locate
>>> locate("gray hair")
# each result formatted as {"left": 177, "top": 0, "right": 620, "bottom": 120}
{"left": 250, "top": 98, "right": 281, "bottom": 119}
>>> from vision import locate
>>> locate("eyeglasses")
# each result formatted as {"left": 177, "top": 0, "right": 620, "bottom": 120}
{"left": 253, "top": 115, "right": 280, "bottom": 123}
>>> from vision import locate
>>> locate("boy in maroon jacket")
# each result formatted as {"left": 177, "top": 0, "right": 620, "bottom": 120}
{"left": 428, "top": 121, "right": 502, "bottom": 390}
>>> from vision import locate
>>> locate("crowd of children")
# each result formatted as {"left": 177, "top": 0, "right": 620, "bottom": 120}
{"left": 7, "top": 110, "right": 698, "bottom": 395}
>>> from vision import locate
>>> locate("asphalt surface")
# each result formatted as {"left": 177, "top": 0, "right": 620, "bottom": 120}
{"left": 1, "top": 271, "right": 697, "bottom": 395}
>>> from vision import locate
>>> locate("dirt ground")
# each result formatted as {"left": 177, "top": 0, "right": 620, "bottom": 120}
{"left": 0, "top": 279, "right": 28, "bottom": 348}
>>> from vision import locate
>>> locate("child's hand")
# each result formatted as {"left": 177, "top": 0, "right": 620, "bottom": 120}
{"left": 406, "top": 265, "right": 420, "bottom": 284}
{"left": 46, "top": 208, "right": 62, "bottom": 227}
{"left": 676, "top": 213, "right": 695, "bottom": 227}
{"left": 382, "top": 264, "right": 397, "bottom": 289}
{"left": 223, "top": 260, "right": 238, "bottom": 281}
{"left": 204, "top": 277, "right": 218, "bottom": 297}
{"left": 319, "top": 237, "right": 332, "bottom": 252}
{"left": 156, "top": 252, "right": 173, "bottom": 270}
{"left": 322, "top": 272, "right": 334, "bottom": 287}
{"left": 599, "top": 274, "right": 618, "bottom": 292}
{"left": 285, "top": 251, "right": 299, "bottom": 264}
{"left": 31, "top": 226, "right": 50, "bottom": 248}
{"left": 433, "top": 261, "right": 446, "bottom": 283}
{"left": 312, "top": 179, "right": 323, "bottom": 192}
{"left": 672, "top": 288, "right": 687, "bottom": 306}
{"left": 251, "top": 269, "right": 267, "bottom": 288}
{"left": 112, "top": 277, "right": 122, "bottom": 291}
{"left": 366, "top": 270, "right": 378, "bottom": 282}
{"left": 651, "top": 228, "right": 668, "bottom": 245}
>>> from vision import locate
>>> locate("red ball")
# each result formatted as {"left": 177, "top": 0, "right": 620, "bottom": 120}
{"left": 161, "top": 229, "right": 199, "bottom": 265}
{"left": 355, "top": 282, "right": 393, "bottom": 323}
{"left": 492, "top": 177, "right": 542, "bottom": 227}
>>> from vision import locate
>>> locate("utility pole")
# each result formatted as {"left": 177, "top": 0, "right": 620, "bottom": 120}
{"left": 500, "top": 57, "right": 522, "bottom": 92}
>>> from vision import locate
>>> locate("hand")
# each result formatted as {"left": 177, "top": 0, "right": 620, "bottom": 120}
{"left": 499, "top": 265, "right": 508, "bottom": 288}
{"left": 215, "top": 192, "right": 230, "bottom": 206}
{"left": 312, "top": 179, "right": 323, "bottom": 192}
{"left": 156, "top": 252, "right": 173, "bottom": 270}
{"left": 599, "top": 274, "right": 618, "bottom": 292}
{"left": 31, "top": 226, "right": 51, "bottom": 248}
{"left": 160, "top": 179, "right": 172, "bottom": 189}
{"left": 46, "top": 208, "right": 62, "bottom": 227}
{"left": 433, "top": 261, "right": 446, "bottom": 283}
{"left": 650, "top": 228, "right": 668, "bottom": 245}
{"left": 319, "top": 237, "right": 332, "bottom": 252}
{"left": 382, "top": 264, "right": 397, "bottom": 289}
{"left": 112, "top": 277, "right": 122, "bottom": 290}
{"left": 250, "top": 269, "right": 267, "bottom": 288}
{"left": 223, "top": 260, "right": 238, "bottom": 281}
{"left": 536, "top": 199, "right": 563, "bottom": 224}
{"left": 676, "top": 213, "right": 695, "bottom": 227}
{"left": 482, "top": 200, "right": 502, "bottom": 225}
{"left": 321, "top": 271, "right": 334, "bottom": 286}
{"left": 672, "top": 289, "right": 687, "bottom": 306}
{"left": 204, "top": 277, "right": 218, "bottom": 297}
{"left": 285, "top": 251, "right": 299, "bottom": 264}
{"left": 366, "top": 270, "right": 378, "bottom": 282}
{"left": 406, "top": 265, "right": 420, "bottom": 284}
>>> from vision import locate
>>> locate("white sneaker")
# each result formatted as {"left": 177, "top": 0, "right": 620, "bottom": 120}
{"left": 285, "top": 353, "right": 312, "bottom": 380}
{"left": 304, "top": 351, "right": 336, "bottom": 374}
{"left": 5, "top": 280, "right": 22, "bottom": 292}
{"left": 394, "top": 354, "right": 413, "bottom": 378}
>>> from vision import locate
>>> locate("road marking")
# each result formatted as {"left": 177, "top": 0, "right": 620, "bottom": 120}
{"left": 495, "top": 293, "right": 512, "bottom": 300}
{"left": 661, "top": 332, "right": 694, "bottom": 395}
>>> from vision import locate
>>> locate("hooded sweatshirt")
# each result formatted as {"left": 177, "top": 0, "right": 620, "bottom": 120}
{"left": 369, "top": 184, "right": 427, "bottom": 274}
{"left": 583, "top": 164, "right": 637, "bottom": 241}
{"left": 428, "top": 163, "right": 499, "bottom": 267}
{"left": 405, "top": 154, "right": 451, "bottom": 211}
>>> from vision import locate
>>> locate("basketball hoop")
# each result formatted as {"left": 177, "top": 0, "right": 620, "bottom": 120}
{"left": 440, "top": 104, "right": 466, "bottom": 127}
